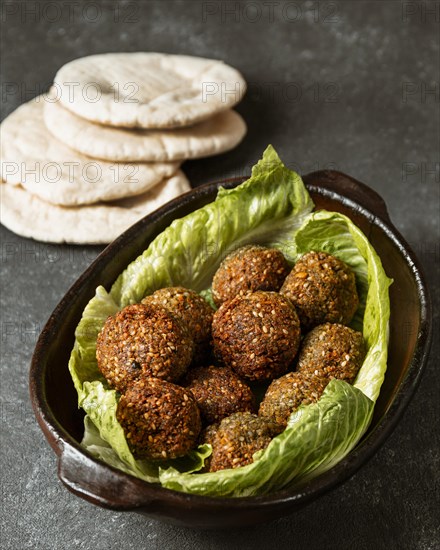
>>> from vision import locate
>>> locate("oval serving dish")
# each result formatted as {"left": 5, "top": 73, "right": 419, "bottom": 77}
{"left": 30, "top": 170, "right": 431, "bottom": 529}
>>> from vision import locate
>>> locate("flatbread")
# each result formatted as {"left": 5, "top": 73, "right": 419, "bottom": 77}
{"left": 0, "top": 98, "right": 179, "bottom": 206}
{"left": 0, "top": 171, "right": 190, "bottom": 245}
{"left": 44, "top": 99, "right": 247, "bottom": 162}
{"left": 53, "top": 53, "right": 246, "bottom": 128}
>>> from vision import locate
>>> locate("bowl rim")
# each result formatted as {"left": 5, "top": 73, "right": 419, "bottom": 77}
{"left": 29, "top": 171, "right": 432, "bottom": 514}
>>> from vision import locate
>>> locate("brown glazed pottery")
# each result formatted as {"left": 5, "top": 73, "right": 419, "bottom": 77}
{"left": 30, "top": 171, "right": 432, "bottom": 529}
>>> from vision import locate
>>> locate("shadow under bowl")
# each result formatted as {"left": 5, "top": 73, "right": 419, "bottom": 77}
{"left": 30, "top": 170, "right": 432, "bottom": 529}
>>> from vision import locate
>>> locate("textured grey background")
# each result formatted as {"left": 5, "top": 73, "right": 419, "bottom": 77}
{"left": 1, "top": 1, "right": 439, "bottom": 549}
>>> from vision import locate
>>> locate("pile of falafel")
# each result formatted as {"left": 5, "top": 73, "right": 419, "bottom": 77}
{"left": 96, "top": 245, "right": 365, "bottom": 473}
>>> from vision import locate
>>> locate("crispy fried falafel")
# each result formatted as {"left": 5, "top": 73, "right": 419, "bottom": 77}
{"left": 200, "top": 412, "right": 282, "bottom": 472}
{"left": 297, "top": 323, "right": 366, "bottom": 384}
{"left": 142, "top": 287, "right": 213, "bottom": 361}
{"left": 116, "top": 377, "right": 201, "bottom": 460}
{"left": 212, "top": 291, "right": 301, "bottom": 381}
{"left": 96, "top": 303, "right": 194, "bottom": 392}
{"left": 183, "top": 365, "right": 255, "bottom": 424}
{"left": 211, "top": 245, "right": 289, "bottom": 307}
{"left": 259, "top": 372, "right": 329, "bottom": 428}
{"left": 280, "top": 251, "right": 359, "bottom": 330}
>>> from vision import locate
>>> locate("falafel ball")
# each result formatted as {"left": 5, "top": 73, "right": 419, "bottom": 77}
{"left": 280, "top": 251, "right": 359, "bottom": 330}
{"left": 211, "top": 245, "right": 290, "bottom": 307}
{"left": 183, "top": 365, "right": 255, "bottom": 424}
{"left": 259, "top": 372, "right": 329, "bottom": 428}
{"left": 212, "top": 291, "right": 301, "bottom": 381}
{"left": 116, "top": 377, "right": 201, "bottom": 460}
{"left": 297, "top": 323, "right": 366, "bottom": 384}
{"left": 142, "top": 287, "right": 213, "bottom": 361}
{"left": 96, "top": 303, "right": 194, "bottom": 392}
{"left": 200, "top": 412, "right": 282, "bottom": 472}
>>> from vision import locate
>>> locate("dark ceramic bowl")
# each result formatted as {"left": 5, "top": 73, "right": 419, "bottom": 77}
{"left": 30, "top": 171, "right": 431, "bottom": 529}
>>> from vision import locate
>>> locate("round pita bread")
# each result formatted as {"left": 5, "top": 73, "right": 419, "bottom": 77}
{"left": 44, "top": 99, "right": 247, "bottom": 162}
{"left": 1, "top": 171, "right": 190, "bottom": 245}
{"left": 53, "top": 53, "right": 246, "bottom": 128}
{"left": 0, "top": 98, "right": 179, "bottom": 206}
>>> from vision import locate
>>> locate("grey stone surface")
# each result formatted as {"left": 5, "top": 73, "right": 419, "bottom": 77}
{"left": 1, "top": 1, "right": 439, "bottom": 549}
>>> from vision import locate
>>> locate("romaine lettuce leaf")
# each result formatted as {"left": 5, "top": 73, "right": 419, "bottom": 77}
{"left": 159, "top": 380, "right": 374, "bottom": 496}
{"left": 110, "top": 144, "right": 314, "bottom": 307}
{"left": 80, "top": 387, "right": 211, "bottom": 483}
{"left": 68, "top": 286, "right": 119, "bottom": 403}
{"left": 68, "top": 145, "right": 391, "bottom": 497}
{"left": 158, "top": 210, "right": 392, "bottom": 495}
{"left": 292, "top": 211, "right": 391, "bottom": 402}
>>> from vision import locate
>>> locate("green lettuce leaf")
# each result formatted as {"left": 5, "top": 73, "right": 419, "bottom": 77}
{"left": 292, "top": 211, "right": 391, "bottom": 402}
{"left": 68, "top": 286, "right": 119, "bottom": 403}
{"left": 110, "top": 144, "right": 314, "bottom": 307}
{"left": 68, "top": 145, "right": 391, "bottom": 497}
{"left": 159, "top": 380, "right": 374, "bottom": 496}
{"left": 81, "top": 400, "right": 210, "bottom": 483}
{"left": 158, "top": 210, "right": 392, "bottom": 495}
{"left": 81, "top": 383, "right": 160, "bottom": 482}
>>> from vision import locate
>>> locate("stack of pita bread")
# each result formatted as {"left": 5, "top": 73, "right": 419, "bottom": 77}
{"left": 1, "top": 53, "right": 247, "bottom": 244}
